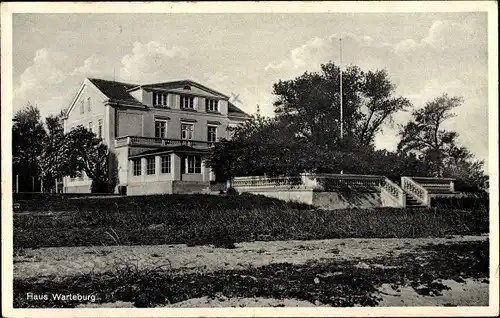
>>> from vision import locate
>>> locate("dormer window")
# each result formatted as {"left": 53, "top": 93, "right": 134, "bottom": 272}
{"left": 153, "top": 92, "right": 168, "bottom": 106}
{"left": 206, "top": 99, "right": 218, "bottom": 112}
{"left": 180, "top": 95, "right": 195, "bottom": 109}
{"left": 183, "top": 85, "right": 191, "bottom": 90}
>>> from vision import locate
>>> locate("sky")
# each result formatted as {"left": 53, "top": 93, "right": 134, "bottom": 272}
{"left": 12, "top": 12, "right": 489, "bottom": 169}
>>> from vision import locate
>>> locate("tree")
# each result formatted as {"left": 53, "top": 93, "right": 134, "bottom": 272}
{"left": 39, "top": 110, "right": 67, "bottom": 191}
{"left": 272, "top": 62, "right": 411, "bottom": 149}
{"left": 397, "top": 94, "right": 464, "bottom": 177}
{"left": 60, "top": 126, "right": 117, "bottom": 193}
{"left": 12, "top": 104, "right": 47, "bottom": 191}
{"left": 208, "top": 62, "right": 411, "bottom": 178}
{"left": 397, "top": 94, "right": 486, "bottom": 188}
{"left": 442, "top": 145, "right": 488, "bottom": 190}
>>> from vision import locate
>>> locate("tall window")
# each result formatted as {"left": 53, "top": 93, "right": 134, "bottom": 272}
{"left": 88, "top": 122, "right": 93, "bottom": 133}
{"left": 97, "top": 119, "right": 103, "bottom": 139}
{"left": 87, "top": 97, "right": 92, "bottom": 112}
{"left": 180, "top": 95, "right": 194, "bottom": 109}
{"left": 181, "top": 123, "right": 194, "bottom": 140}
{"left": 80, "top": 100, "right": 85, "bottom": 114}
{"left": 207, "top": 126, "right": 217, "bottom": 142}
{"left": 161, "top": 155, "right": 171, "bottom": 174}
{"left": 205, "top": 99, "right": 218, "bottom": 112}
{"left": 153, "top": 92, "right": 168, "bottom": 106}
{"left": 133, "top": 159, "right": 142, "bottom": 176}
{"left": 155, "top": 120, "right": 167, "bottom": 138}
{"left": 146, "top": 157, "right": 155, "bottom": 175}
{"left": 186, "top": 156, "right": 202, "bottom": 173}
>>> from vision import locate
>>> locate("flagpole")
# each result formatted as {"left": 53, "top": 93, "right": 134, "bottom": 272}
{"left": 340, "top": 38, "right": 344, "bottom": 175}
{"left": 339, "top": 38, "right": 343, "bottom": 140}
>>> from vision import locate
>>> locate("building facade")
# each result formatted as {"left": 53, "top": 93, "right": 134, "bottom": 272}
{"left": 63, "top": 78, "right": 249, "bottom": 195}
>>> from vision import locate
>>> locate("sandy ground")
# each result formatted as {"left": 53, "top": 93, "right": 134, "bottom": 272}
{"left": 15, "top": 235, "right": 489, "bottom": 308}
{"left": 76, "top": 278, "right": 489, "bottom": 308}
{"left": 14, "top": 235, "right": 488, "bottom": 280}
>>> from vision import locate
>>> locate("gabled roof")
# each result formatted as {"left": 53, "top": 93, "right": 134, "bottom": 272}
{"left": 141, "top": 79, "right": 229, "bottom": 99}
{"left": 88, "top": 78, "right": 144, "bottom": 106}
{"left": 73, "top": 77, "right": 249, "bottom": 117}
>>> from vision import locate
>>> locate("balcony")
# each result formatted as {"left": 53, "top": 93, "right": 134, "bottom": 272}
{"left": 115, "top": 135, "right": 216, "bottom": 149}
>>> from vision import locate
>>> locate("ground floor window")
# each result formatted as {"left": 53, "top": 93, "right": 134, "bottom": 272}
{"left": 186, "top": 155, "right": 202, "bottom": 174}
{"left": 133, "top": 159, "right": 142, "bottom": 176}
{"left": 146, "top": 157, "right": 156, "bottom": 175}
{"left": 161, "top": 155, "right": 171, "bottom": 174}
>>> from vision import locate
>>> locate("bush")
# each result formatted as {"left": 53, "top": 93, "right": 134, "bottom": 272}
{"left": 226, "top": 187, "right": 238, "bottom": 196}
{"left": 431, "top": 193, "right": 489, "bottom": 210}
{"left": 14, "top": 193, "right": 488, "bottom": 249}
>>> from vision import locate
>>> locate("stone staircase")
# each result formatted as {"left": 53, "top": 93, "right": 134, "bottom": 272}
{"left": 404, "top": 192, "right": 426, "bottom": 208}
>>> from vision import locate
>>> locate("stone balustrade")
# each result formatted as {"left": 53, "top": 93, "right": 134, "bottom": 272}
{"left": 115, "top": 135, "right": 216, "bottom": 148}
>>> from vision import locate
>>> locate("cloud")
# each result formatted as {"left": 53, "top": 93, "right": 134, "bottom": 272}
{"left": 395, "top": 19, "right": 487, "bottom": 54}
{"left": 203, "top": 71, "right": 230, "bottom": 92}
{"left": 13, "top": 48, "right": 70, "bottom": 114}
{"left": 71, "top": 54, "right": 112, "bottom": 78}
{"left": 120, "top": 41, "right": 190, "bottom": 83}
{"left": 265, "top": 33, "right": 383, "bottom": 73}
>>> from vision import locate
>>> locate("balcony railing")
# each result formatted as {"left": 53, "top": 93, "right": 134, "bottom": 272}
{"left": 115, "top": 136, "right": 216, "bottom": 148}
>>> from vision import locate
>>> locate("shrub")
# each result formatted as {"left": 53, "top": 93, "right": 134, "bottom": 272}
{"left": 14, "top": 193, "right": 488, "bottom": 249}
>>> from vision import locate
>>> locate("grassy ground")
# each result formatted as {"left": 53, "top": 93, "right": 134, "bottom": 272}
{"left": 13, "top": 240, "right": 489, "bottom": 308}
{"left": 14, "top": 193, "right": 488, "bottom": 249}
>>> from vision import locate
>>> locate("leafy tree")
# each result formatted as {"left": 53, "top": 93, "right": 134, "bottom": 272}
{"left": 272, "top": 62, "right": 411, "bottom": 149}
{"left": 397, "top": 94, "right": 486, "bottom": 188}
{"left": 208, "top": 62, "right": 411, "bottom": 178}
{"left": 442, "top": 145, "right": 488, "bottom": 190}
{"left": 366, "top": 150, "right": 429, "bottom": 181}
{"left": 397, "top": 94, "right": 464, "bottom": 177}
{"left": 60, "top": 126, "right": 117, "bottom": 193}
{"left": 12, "top": 104, "right": 47, "bottom": 191}
{"left": 39, "top": 110, "right": 66, "bottom": 191}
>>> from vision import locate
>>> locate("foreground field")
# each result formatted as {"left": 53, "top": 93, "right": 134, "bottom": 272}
{"left": 14, "top": 235, "right": 489, "bottom": 308}
{"left": 14, "top": 193, "right": 489, "bottom": 248}
{"left": 13, "top": 193, "right": 490, "bottom": 308}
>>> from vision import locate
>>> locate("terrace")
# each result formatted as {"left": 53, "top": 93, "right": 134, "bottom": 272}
{"left": 114, "top": 136, "right": 217, "bottom": 148}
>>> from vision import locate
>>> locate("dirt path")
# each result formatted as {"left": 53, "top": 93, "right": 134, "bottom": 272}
{"left": 14, "top": 235, "right": 490, "bottom": 308}
{"left": 14, "top": 235, "right": 487, "bottom": 280}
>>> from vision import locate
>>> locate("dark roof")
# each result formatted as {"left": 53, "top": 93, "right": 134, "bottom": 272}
{"left": 129, "top": 145, "right": 210, "bottom": 158}
{"left": 228, "top": 102, "right": 249, "bottom": 117}
{"left": 88, "top": 78, "right": 249, "bottom": 117}
{"left": 88, "top": 78, "right": 144, "bottom": 106}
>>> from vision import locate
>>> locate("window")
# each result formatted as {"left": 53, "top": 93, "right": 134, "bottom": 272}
{"left": 146, "top": 157, "right": 156, "bottom": 175}
{"left": 186, "top": 156, "right": 202, "bottom": 174}
{"left": 206, "top": 99, "right": 218, "bottom": 112}
{"left": 97, "top": 119, "right": 103, "bottom": 139}
{"left": 161, "top": 155, "right": 171, "bottom": 174}
{"left": 153, "top": 92, "right": 168, "bottom": 106}
{"left": 87, "top": 97, "right": 92, "bottom": 112}
{"left": 88, "top": 122, "right": 93, "bottom": 133}
{"left": 155, "top": 120, "right": 167, "bottom": 138}
{"left": 180, "top": 95, "right": 194, "bottom": 109}
{"left": 133, "top": 159, "right": 142, "bottom": 176}
{"left": 80, "top": 100, "right": 85, "bottom": 114}
{"left": 208, "top": 126, "right": 217, "bottom": 142}
{"left": 181, "top": 123, "right": 194, "bottom": 140}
